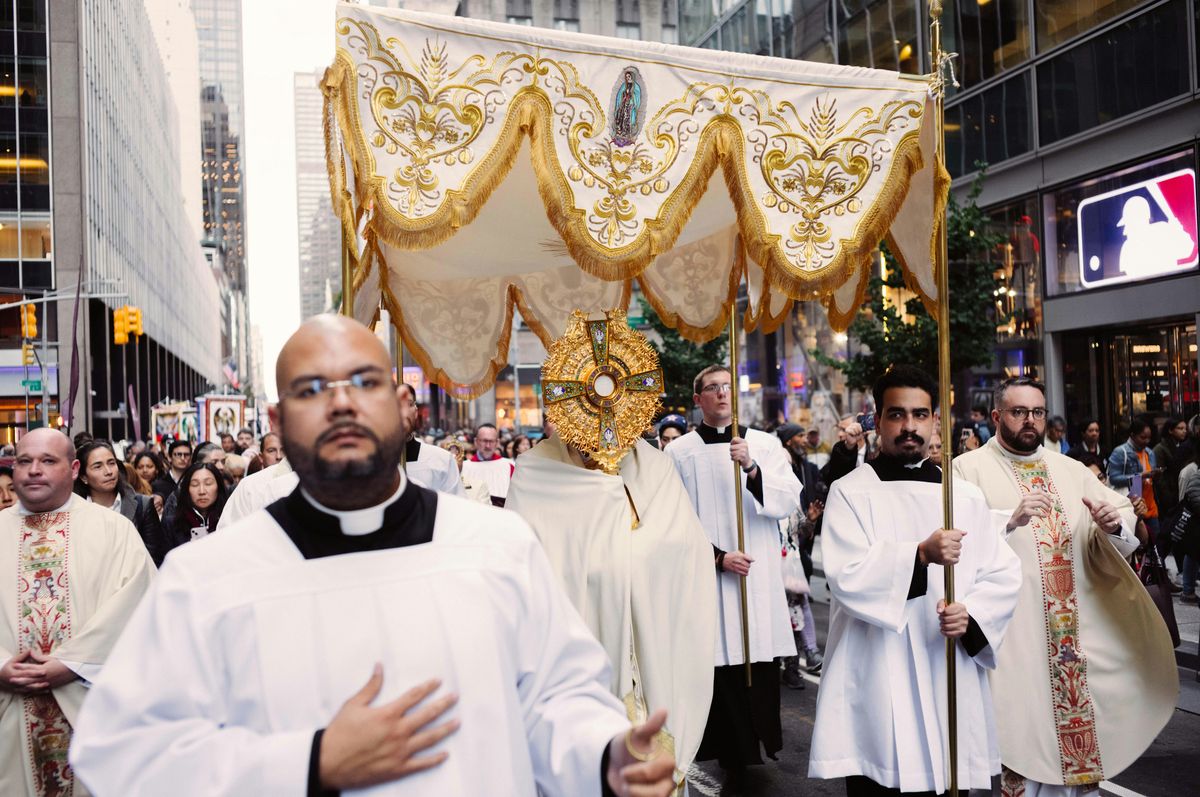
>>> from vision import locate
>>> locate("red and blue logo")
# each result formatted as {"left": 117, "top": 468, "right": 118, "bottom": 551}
{"left": 1077, "top": 168, "right": 1198, "bottom": 288}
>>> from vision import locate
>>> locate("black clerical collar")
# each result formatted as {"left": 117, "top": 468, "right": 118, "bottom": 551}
{"left": 697, "top": 422, "right": 747, "bottom": 444}
{"left": 266, "top": 478, "right": 439, "bottom": 560}
{"left": 405, "top": 437, "right": 421, "bottom": 463}
{"left": 869, "top": 453, "right": 942, "bottom": 483}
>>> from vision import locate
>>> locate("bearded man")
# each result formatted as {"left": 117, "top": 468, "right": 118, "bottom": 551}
{"left": 70, "top": 315, "right": 678, "bottom": 797}
{"left": 954, "top": 376, "right": 1177, "bottom": 797}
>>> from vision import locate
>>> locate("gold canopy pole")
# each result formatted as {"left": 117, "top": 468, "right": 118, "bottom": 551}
{"left": 729, "top": 297, "right": 752, "bottom": 687}
{"left": 340, "top": 240, "right": 354, "bottom": 317}
{"left": 930, "top": 2, "right": 958, "bottom": 795}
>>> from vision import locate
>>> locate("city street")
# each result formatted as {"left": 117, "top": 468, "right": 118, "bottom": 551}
{"left": 690, "top": 570, "right": 1200, "bottom": 797}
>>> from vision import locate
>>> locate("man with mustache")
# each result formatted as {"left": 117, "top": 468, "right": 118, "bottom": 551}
{"left": 809, "top": 365, "right": 1022, "bottom": 796}
{"left": 217, "top": 386, "right": 462, "bottom": 530}
{"left": 954, "top": 377, "right": 1176, "bottom": 797}
{"left": 70, "top": 315, "right": 678, "bottom": 797}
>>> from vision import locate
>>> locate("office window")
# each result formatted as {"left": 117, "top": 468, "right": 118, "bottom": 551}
{"left": 983, "top": 197, "right": 1042, "bottom": 345}
{"left": 837, "top": 0, "right": 920, "bottom": 74}
{"left": 554, "top": 18, "right": 580, "bottom": 32}
{"left": 1037, "top": 0, "right": 1189, "bottom": 146}
{"left": 1036, "top": 0, "right": 1144, "bottom": 51}
{"left": 553, "top": 0, "right": 579, "bottom": 24}
{"left": 788, "top": 0, "right": 834, "bottom": 63}
{"left": 944, "top": 0, "right": 1030, "bottom": 90}
{"left": 944, "top": 72, "right": 1031, "bottom": 177}
{"left": 617, "top": 0, "right": 640, "bottom": 24}
{"left": 661, "top": 25, "right": 679, "bottom": 44}
{"left": 617, "top": 23, "right": 642, "bottom": 38}
{"left": 680, "top": 0, "right": 718, "bottom": 45}
{"left": 721, "top": 3, "right": 755, "bottom": 54}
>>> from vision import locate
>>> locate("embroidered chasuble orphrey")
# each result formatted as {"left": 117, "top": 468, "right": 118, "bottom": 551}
{"left": 1008, "top": 460, "right": 1103, "bottom": 786}
{"left": 17, "top": 512, "right": 75, "bottom": 797}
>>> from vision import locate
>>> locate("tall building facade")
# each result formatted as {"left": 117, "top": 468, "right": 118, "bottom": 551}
{"left": 681, "top": 0, "right": 1200, "bottom": 442}
{"left": 195, "top": 0, "right": 251, "bottom": 391}
{"left": 294, "top": 70, "right": 340, "bottom": 321}
{"left": 44, "top": 0, "right": 222, "bottom": 442}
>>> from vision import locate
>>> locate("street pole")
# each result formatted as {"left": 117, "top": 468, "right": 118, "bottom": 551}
{"left": 104, "top": 305, "right": 113, "bottom": 442}
{"left": 135, "top": 334, "right": 142, "bottom": 441}
{"left": 40, "top": 290, "right": 48, "bottom": 425}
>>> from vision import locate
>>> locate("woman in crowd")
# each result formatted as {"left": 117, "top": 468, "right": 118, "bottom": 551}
{"left": 74, "top": 440, "right": 166, "bottom": 565}
{"left": 166, "top": 462, "right": 228, "bottom": 553}
{"left": 511, "top": 434, "right": 531, "bottom": 458}
{"left": 132, "top": 451, "right": 167, "bottom": 516}
{"left": 0, "top": 465, "right": 15, "bottom": 509}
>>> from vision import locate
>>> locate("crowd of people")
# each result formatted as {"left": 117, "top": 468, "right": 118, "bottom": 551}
{"left": 0, "top": 312, "right": 1191, "bottom": 797}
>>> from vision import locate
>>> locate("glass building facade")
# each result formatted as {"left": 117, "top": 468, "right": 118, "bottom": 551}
{"left": 195, "top": 0, "right": 250, "bottom": 386}
{"left": 681, "top": 0, "right": 1200, "bottom": 442}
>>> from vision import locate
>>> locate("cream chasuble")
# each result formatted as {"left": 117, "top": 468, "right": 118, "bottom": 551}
{"left": 403, "top": 440, "right": 466, "bottom": 499}
{"left": 0, "top": 496, "right": 155, "bottom": 797}
{"left": 69, "top": 493, "right": 630, "bottom": 797}
{"left": 506, "top": 435, "right": 717, "bottom": 785}
{"left": 810, "top": 463, "right": 1021, "bottom": 793}
{"left": 666, "top": 427, "right": 799, "bottom": 665}
{"left": 954, "top": 439, "right": 1177, "bottom": 790}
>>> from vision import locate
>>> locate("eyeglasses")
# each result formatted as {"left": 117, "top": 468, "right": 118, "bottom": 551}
{"left": 281, "top": 371, "right": 389, "bottom": 402}
{"left": 171, "top": 451, "right": 191, "bottom": 458}
{"left": 1002, "top": 407, "right": 1047, "bottom": 421}
{"left": 700, "top": 383, "right": 733, "bottom": 395}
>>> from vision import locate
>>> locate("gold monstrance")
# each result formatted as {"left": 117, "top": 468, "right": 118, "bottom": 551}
{"left": 542, "top": 310, "right": 664, "bottom": 475}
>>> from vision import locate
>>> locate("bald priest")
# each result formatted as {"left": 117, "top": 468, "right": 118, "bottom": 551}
{"left": 69, "top": 316, "right": 678, "bottom": 797}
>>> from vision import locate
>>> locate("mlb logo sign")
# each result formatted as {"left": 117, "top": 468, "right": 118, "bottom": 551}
{"left": 1077, "top": 169, "right": 1198, "bottom": 288}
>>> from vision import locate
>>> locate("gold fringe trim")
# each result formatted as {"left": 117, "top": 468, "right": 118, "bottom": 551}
{"left": 324, "top": 50, "right": 938, "bottom": 305}
{"left": 381, "top": 271, "right": 632, "bottom": 401}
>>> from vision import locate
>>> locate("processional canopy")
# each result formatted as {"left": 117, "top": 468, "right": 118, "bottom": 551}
{"left": 324, "top": 3, "right": 948, "bottom": 396}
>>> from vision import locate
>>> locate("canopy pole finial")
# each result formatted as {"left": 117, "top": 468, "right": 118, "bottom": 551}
{"left": 930, "top": 3, "right": 959, "bottom": 796}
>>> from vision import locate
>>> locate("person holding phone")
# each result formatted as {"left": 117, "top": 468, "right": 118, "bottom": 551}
{"left": 1108, "top": 418, "right": 1162, "bottom": 542}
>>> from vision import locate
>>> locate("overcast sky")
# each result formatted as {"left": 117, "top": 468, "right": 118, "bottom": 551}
{"left": 242, "top": 0, "right": 339, "bottom": 399}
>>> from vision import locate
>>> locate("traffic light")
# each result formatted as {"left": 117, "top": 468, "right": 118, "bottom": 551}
{"left": 128, "top": 306, "right": 144, "bottom": 337}
{"left": 20, "top": 303, "right": 36, "bottom": 339}
{"left": 21, "top": 342, "right": 34, "bottom": 365}
{"left": 113, "top": 306, "right": 129, "bottom": 345}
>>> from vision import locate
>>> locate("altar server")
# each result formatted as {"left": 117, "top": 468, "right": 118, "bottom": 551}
{"left": 809, "top": 365, "right": 1021, "bottom": 796}
{"left": 954, "top": 376, "right": 1176, "bottom": 797}
{"left": 666, "top": 365, "right": 800, "bottom": 770}
{"left": 217, "top": 385, "right": 462, "bottom": 530}
{"left": 70, "top": 315, "right": 677, "bottom": 797}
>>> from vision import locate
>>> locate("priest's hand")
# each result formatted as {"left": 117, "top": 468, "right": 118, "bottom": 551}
{"left": 605, "top": 709, "right": 677, "bottom": 797}
{"left": 0, "top": 650, "right": 43, "bottom": 693}
{"left": 1006, "top": 492, "right": 1053, "bottom": 531}
{"left": 319, "top": 665, "right": 460, "bottom": 790}
{"left": 27, "top": 650, "right": 78, "bottom": 688}
{"left": 918, "top": 528, "right": 965, "bottom": 566}
{"left": 1082, "top": 496, "right": 1122, "bottom": 535}
{"left": 730, "top": 438, "right": 754, "bottom": 470}
{"left": 936, "top": 600, "right": 969, "bottom": 638}
{"left": 722, "top": 550, "right": 754, "bottom": 576}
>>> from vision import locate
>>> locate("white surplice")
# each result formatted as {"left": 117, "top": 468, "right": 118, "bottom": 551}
{"left": 404, "top": 441, "right": 466, "bottom": 498}
{"left": 506, "top": 436, "right": 716, "bottom": 784}
{"left": 666, "top": 427, "right": 799, "bottom": 665}
{"left": 809, "top": 465, "right": 1022, "bottom": 793}
{"left": 954, "top": 439, "right": 1177, "bottom": 792}
{"left": 69, "top": 494, "right": 630, "bottom": 797}
{"left": 219, "top": 444, "right": 465, "bottom": 531}
{"left": 462, "top": 456, "right": 513, "bottom": 501}
{"left": 218, "top": 459, "right": 295, "bottom": 529}
{"left": 0, "top": 496, "right": 155, "bottom": 797}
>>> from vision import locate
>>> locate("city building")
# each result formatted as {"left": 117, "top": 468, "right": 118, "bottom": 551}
{"left": 294, "top": 70, "right": 340, "bottom": 321}
{"left": 680, "top": 0, "right": 1200, "bottom": 443}
{"left": 195, "top": 0, "right": 252, "bottom": 392}
{"left": 42, "top": 0, "right": 222, "bottom": 443}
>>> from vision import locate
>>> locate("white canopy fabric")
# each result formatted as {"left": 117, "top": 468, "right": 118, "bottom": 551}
{"left": 324, "top": 3, "right": 948, "bottom": 397}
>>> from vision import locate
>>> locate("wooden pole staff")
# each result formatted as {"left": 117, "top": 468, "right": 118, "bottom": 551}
{"left": 729, "top": 299, "right": 752, "bottom": 687}
{"left": 929, "top": 2, "right": 958, "bottom": 795}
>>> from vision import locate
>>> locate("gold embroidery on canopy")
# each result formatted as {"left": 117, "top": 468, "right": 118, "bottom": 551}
{"left": 326, "top": 17, "right": 937, "bottom": 306}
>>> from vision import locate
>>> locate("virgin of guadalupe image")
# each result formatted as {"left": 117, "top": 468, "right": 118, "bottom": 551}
{"left": 612, "top": 68, "right": 642, "bottom": 146}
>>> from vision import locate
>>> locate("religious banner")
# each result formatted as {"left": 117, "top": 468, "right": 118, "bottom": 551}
{"left": 150, "top": 401, "right": 196, "bottom": 444}
{"left": 323, "top": 3, "right": 948, "bottom": 396}
{"left": 200, "top": 395, "right": 246, "bottom": 445}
